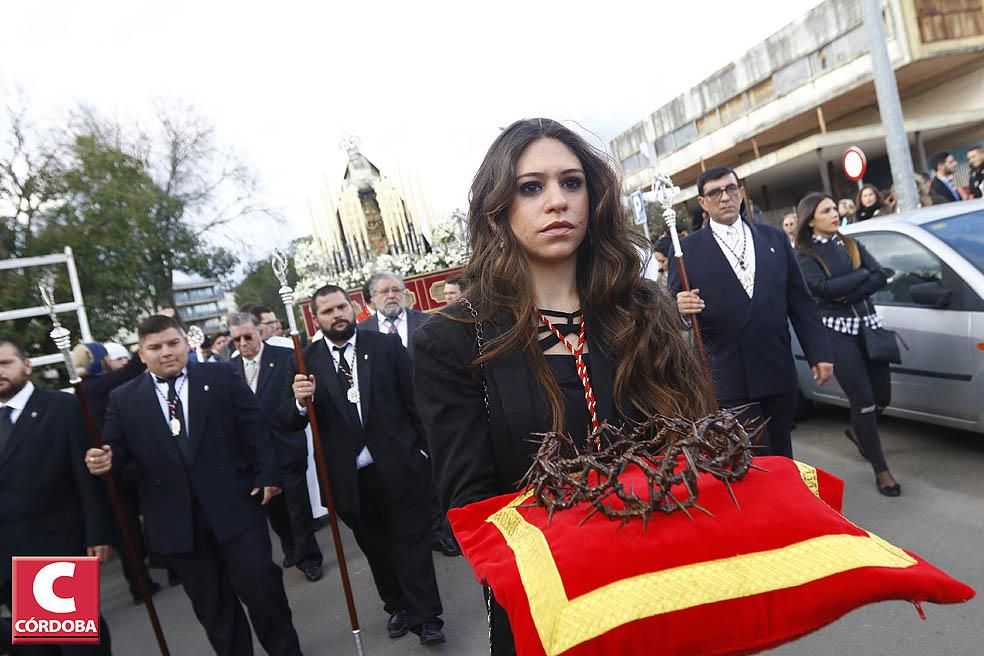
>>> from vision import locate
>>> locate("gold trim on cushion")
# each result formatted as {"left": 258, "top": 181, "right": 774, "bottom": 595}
{"left": 794, "top": 460, "right": 820, "bottom": 497}
{"left": 487, "top": 486, "right": 916, "bottom": 655}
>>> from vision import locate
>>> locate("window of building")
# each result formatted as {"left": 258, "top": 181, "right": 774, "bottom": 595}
{"left": 670, "top": 123, "right": 698, "bottom": 151}
{"left": 747, "top": 79, "right": 775, "bottom": 107}
{"left": 696, "top": 110, "right": 722, "bottom": 135}
{"left": 620, "top": 152, "right": 648, "bottom": 174}
{"left": 916, "top": 0, "right": 983, "bottom": 42}
{"left": 718, "top": 96, "right": 747, "bottom": 124}
{"left": 773, "top": 56, "right": 814, "bottom": 95}
{"left": 819, "top": 26, "right": 868, "bottom": 70}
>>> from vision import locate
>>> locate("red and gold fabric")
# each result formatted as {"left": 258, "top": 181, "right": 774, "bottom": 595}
{"left": 448, "top": 456, "right": 974, "bottom": 656}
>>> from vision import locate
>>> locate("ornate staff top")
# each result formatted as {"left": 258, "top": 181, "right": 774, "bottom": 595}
{"left": 186, "top": 325, "right": 205, "bottom": 364}
{"left": 271, "top": 249, "right": 300, "bottom": 336}
{"left": 652, "top": 172, "right": 684, "bottom": 258}
{"left": 38, "top": 274, "right": 81, "bottom": 384}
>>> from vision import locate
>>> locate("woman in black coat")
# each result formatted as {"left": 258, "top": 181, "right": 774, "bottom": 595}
{"left": 794, "top": 192, "right": 901, "bottom": 496}
{"left": 413, "top": 119, "right": 714, "bottom": 655}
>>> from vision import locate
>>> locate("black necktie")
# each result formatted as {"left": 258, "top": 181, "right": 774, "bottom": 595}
{"left": 0, "top": 406, "right": 12, "bottom": 456}
{"left": 156, "top": 375, "right": 191, "bottom": 460}
{"left": 333, "top": 344, "right": 353, "bottom": 388}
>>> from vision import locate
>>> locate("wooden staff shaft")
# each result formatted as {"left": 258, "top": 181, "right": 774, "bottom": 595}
{"left": 75, "top": 384, "right": 170, "bottom": 656}
{"left": 673, "top": 255, "right": 718, "bottom": 411}
{"left": 289, "top": 335, "right": 362, "bottom": 634}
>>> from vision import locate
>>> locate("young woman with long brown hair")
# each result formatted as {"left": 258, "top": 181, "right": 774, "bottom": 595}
{"left": 794, "top": 191, "right": 900, "bottom": 497}
{"left": 413, "top": 118, "right": 715, "bottom": 654}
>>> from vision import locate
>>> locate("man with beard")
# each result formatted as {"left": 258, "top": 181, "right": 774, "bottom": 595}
{"left": 282, "top": 285, "right": 446, "bottom": 647}
{"left": 1, "top": 338, "right": 114, "bottom": 655}
{"left": 358, "top": 272, "right": 427, "bottom": 357}
{"left": 357, "top": 271, "right": 458, "bottom": 558}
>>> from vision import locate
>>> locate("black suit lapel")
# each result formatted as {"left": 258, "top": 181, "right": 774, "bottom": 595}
{"left": 139, "top": 374, "right": 186, "bottom": 467}
{"left": 313, "top": 342, "right": 361, "bottom": 434}
{"left": 256, "top": 346, "right": 276, "bottom": 397}
{"left": 690, "top": 226, "right": 751, "bottom": 326}
{"left": 356, "top": 335, "right": 372, "bottom": 421}
{"left": 186, "top": 364, "right": 210, "bottom": 463}
{"left": 0, "top": 390, "right": 45, "bottom": 471}
{"left": 742, "top": 223, "right": 776, "bottom": 329}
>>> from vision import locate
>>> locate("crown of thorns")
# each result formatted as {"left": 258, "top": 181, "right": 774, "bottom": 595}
{"left": 519, "top": 408, "right": 764, "bottom": 527}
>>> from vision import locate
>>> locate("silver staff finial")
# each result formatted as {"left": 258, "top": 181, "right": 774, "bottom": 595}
{"left": 271, "top": 249, "right": 289, "bottom": 288}
{"left": 652, "top": 173, "right": 684, "bottom": 258}
{"left": 186, "top": 325, "right": 205, "bottom": 349}
{"left": 38, "top": 275, "right": 78, "bottom": 381}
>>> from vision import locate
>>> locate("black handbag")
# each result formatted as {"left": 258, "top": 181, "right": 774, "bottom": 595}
{"left": 852, "top": 303, "right": 903, "bottom": 364}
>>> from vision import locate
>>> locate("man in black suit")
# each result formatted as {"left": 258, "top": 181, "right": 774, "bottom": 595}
{"left": 670, "top": 167, "right": 833, "bottom": 458}
{"left": 357, "top": 271, "right": 427, "bottom": 356}
{"left": 227, "top": 312, "right": 322, "bottom": 583}
{"left": 74, "top": 343, "right": 164, "bottom": 605}
{"left": 0, "top": 338, "right": 114, "bottom": 655}
{"left": 357, "top": 271, "right": 458, "bottom": 558}
{"left": 284, "top": 285, "right": 446, "bottom": 647}
{"left": 929, "top": 151, "right": 962, "bottom": 204}
{"left": 84, "top": 315, "right": 302, "bottom": 656}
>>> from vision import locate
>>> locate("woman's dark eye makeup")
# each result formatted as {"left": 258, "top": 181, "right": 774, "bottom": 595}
{"left": 518, "top": 176, "right": 584, "bottom": 196}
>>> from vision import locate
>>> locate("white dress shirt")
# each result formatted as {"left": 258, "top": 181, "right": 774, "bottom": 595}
{"left": 266, "top": 335, "right": 293, "bottom": 349}
{"left": 240, "top": 342, "right": 264, "bottom": 393}
{"left": 297, "top": 333, "right": 374, "bottom": 469}
{"left": 709, "top": 218, "right": 756, "bottom": 297}
{"left": 376, "top": 310, "right": 408, "bottom": 347}
{"left": 1, "top": 381, "right": 35, "bottom": 424}
{"left": 152, "top": 368, "right": 190, "bottom": 431}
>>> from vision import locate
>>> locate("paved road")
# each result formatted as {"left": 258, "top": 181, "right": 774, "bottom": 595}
{"left": 101, "top": 406, "right": 982, "bottom": 655}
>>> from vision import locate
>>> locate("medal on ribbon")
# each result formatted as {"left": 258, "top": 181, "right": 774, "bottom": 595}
{"left": 347, "top": 387, "right": 360, "bottom": 404}
{"left": 170, "top": 417, "right": 182, "bottom": 437}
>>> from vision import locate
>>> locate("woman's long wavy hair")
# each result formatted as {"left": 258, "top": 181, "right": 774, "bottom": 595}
{"left": 452, "top": 118, "right": 715, "bottom": 431}
{"left": 795, "top": 191, "right": 861, "bottom": 269}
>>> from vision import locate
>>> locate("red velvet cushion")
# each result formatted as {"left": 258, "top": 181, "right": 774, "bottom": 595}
{"left": 448, "top": 457, "right": 974, "bottom": 656}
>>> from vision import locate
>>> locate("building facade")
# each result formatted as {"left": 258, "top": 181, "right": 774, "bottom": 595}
{"left": 173, "top": 279, "right": 228, "bottom": 332}
{"left": 611, "top": 0, "right": 984, "bottom": 228}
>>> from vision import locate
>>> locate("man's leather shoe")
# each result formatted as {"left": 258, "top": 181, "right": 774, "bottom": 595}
{"left": 387, "top": 610, "right": 409, "bottom": 638}
{"left": 299, "top": 562, "right": 323, "bottom": 582}
{"left": 431, "top": 537, "right": 461, "bottom": 557}
{"left": 419, "top": 622, "right": 446, "bottom": 646}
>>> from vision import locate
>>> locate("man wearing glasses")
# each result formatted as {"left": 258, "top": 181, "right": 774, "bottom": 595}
{"left": 670, "top": 167, "right": 832, "bottom": 459}
{"left": 229, "top": 313, "right": 323, "bottom": 584}
{"left": 357, "top": 271, "right": 459, "bottom": 558}
{"left": 252, "top": 304, "right": 294, "bottom": 349}
{"left": 358, "top": 272, "right": 428, "bottom": 358}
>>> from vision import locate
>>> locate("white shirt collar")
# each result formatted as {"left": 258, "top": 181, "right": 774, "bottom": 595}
{"left": 377, "top": 310, "right": 404, "bottom": 326}
{"left": 325, "top": 330, "right": 358, "bottom": 354}
{"left": 150, "top": 367, "right": 188, "bottom": 383}
{"left": 709, "top": 218, "right": 744, "bottom": 237}
{"left": 1, "top": 381, "right": 35, "bottom": 412}
{"left": 242, "top": 341, "right": 264, "bottom": 364}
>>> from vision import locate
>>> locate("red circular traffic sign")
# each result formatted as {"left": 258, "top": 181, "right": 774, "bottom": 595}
{"left": 842, "top": 147, "right": 867, "bottom": 181}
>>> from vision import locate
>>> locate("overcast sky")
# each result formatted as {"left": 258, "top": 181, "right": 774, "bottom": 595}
{"left": 2, "top": 0, "right": 824, "bottom": 260}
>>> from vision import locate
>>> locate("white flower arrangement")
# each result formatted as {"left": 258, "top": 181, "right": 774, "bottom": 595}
{"left": 293, "top": 216, "right": 469, "bottom": 298}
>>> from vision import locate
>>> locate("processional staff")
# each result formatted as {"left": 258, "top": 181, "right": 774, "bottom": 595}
{"left": 650, "top": 174, "right": 714, "bottom": 405}
{"left": 271, "top": 250, "right": 366, "bottom": 656}
{"left": 187, "top": 325, "right": 205, "bottom": 363}
{"left": 38, "top": 277, "right": 171, "bottom": 656}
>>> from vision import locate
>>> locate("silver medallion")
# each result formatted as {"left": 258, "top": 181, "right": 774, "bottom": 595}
{"left": 170, "top": 417, "right": 182, "bottom": 437}
{"left": 346, "top": 387, "right": 360, "bottom": 404}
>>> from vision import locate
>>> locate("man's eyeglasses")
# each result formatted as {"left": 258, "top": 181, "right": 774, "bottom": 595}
{"left": 231, "top": 334, "right": 257, "bottom": 343}
{"left": 701, "top": 184, "right": 740, "bottom": 201}
{"left": 260, "top": 319, "right": 279, "bottom": 326}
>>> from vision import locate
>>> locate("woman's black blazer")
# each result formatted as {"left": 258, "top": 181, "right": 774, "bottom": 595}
{"left": 413, "top": 307, "right": 621, "bottom": 511}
